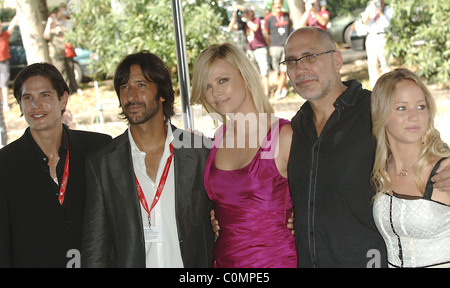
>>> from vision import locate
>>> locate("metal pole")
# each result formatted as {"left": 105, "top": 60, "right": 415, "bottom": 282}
{"left": 171, "top": 0, "right": 193, "bottom": 130}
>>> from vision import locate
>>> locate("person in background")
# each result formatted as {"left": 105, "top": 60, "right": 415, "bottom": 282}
{"left": 229, "top": 5, "right": 270, "bottom": 98}
{"left": 0, "top": 63, "right": 111, "bottom": 267}
{"left": 0, "top": 15, "right": 18, "bottom": 111}
{"left": 264, "top": 0, "right": 290, "bottom": 14}
{"left": 298, "top": 0, "right": 330, "bottom": 30}
{"left": 320, "top": 0, "right": 327, "bottom": 12}
{"left": 57, "top": 4, "right": 79, "bottom": 95}
{"left": 44, "top": 8, "right": 78, "bottom": 95}
{"left": 81, "top": 51, "right": 214, "bottom": 268}
{"left": 362, "top": 0, "right": 392, "bottom": 88}
{"left": 371, "top": 68, "right": 450, "bottom": 268}
{"left": 264, "top": 0, "right": 291, "bottom": 100}
{"left": 191, "top": 42, "right": 297, "bottom": 268}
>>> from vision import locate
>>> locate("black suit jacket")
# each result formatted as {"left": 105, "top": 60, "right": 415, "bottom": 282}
{"left": 0, "top": 127, "right": 111, "bottom": 267}
{"left": 81, "top": 126, "right": 214, "bottom": 268}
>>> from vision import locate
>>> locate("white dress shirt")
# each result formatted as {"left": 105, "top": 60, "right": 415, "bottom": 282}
{"left": 128, "top": 122, "right": 184, "bottom": 268}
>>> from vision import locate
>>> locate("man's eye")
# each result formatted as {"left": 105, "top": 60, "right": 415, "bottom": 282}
{"left": 287, "top": 60, "right": 297, "bottom": 65}
{"left": 304, "top": 54, "right": 316, "bottom": 62}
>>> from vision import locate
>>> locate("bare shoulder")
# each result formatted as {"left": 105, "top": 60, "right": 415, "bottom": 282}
{"left": 279, "top": 123, "right": 293, "bottom": 149}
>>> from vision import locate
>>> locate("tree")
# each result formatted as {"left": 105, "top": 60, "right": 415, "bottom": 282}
{"left": 66, "top": 0, "right": 225, "bottom": 82}
{"left": 386, "top": 0, "right": 450, "bottom": 85}
{"left": 16, "top": 0, "right": 50, "bottom": 64}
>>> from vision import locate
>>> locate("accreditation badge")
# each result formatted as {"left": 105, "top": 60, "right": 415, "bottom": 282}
{"left": 144, "top": 226, "right": 163, "bottom": 243}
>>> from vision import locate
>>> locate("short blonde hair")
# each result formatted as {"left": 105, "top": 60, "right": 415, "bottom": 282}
{"left": 191, "top": 43, "right": 274, "bottom": 122}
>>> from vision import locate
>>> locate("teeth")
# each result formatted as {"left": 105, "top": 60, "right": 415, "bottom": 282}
{"left": 33, "top": 114, "right": 44, "bottom": 118}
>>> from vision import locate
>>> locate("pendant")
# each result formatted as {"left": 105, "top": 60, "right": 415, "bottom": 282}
{"left": 396, "top": 169, "right": 408, "bottom": 177}
{"left": 148, "top": 217, "right": 151, "bottom": 227}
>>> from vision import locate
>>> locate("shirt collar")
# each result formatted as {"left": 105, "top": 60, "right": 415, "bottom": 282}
{"left": 26, "top": 124, "right": 68, "bottom": 165}
{"left": 128, "top": 121, "right": 174, "bottom": 157}
{"left": 300, "top": 79, "right": 365, "bottom": 116}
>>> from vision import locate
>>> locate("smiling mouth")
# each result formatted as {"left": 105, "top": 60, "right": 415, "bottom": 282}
{"left": 215, "top": 99, "right": 228, "bottom": 106}
{"left": 31, "top": 113, "right": 46, "bottom": 119}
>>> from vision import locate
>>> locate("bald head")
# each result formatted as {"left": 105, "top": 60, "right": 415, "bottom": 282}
{"left": 286, "top": 27, "right": 336, "bottom": 53}
{"left": 283, "top": 27, "right": 345, "bottom": 103}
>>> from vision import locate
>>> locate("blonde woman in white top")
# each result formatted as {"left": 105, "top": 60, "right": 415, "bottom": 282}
{"left": 370, "top": 68, "right": 450, "bottom": 267}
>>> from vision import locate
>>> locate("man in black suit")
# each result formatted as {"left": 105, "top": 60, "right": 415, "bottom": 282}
{"left": 81, "top": 51, "right": 214, "bottom": 268}
{"left": 0, "top": 63, "right": 111, "bottom": 267}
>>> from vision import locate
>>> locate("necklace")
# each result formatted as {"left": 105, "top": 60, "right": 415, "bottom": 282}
{"left": 394, "top": 158, "right": 418, "bottom": 177}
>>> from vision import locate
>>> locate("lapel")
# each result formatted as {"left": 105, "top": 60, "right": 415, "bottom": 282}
{"left": 172, "top": 127, "right": 197, "bottom": 211}
{"left": 105, "top": 131, "right": 143, "bottom": 227}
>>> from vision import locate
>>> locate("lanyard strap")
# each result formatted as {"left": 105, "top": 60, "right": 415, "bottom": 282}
{"left": 57, "top": 133, "right": 70, "bottom": 205}
{"left": 135, "top": 143, "right": 174, "bottom": 225}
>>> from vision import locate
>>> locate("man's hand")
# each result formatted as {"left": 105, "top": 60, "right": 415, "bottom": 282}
{"left": 432, "top": 158, "right": 450, "bottom": 193}
{"left": 287, "top": 210, "right": 295, "bottom": 235}
{"left": 210, "top": 209, "right": 220, "bottom": 240}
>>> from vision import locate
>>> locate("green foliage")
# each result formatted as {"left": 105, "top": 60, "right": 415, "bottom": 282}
{"left": 0, "top": 7, "right": 16, "bottom": 22}
{"left": 66, "top": 0, "right": 226, "bottom": 82}
{"left": 386, "top": 0, "right": 450, "bottom": 84}
{"left": 326, "top": 0, "right": 369, "bottom": 19}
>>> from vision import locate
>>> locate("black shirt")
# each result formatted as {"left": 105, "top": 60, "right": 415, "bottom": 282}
{"left": 27, "top": 125, "right": 68, "bottom": 197}
{"left": 288, "top": 80, "right": 387, "bottom": 267}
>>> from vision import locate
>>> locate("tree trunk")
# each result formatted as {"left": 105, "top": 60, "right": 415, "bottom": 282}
{"left": 16, "top": 0, "right": 51, "bottom": 64}
{"left": 38, "top": 0, "right": 49, "bottom": 22}
{"left": 287, "top": 0, "right": 305, "bottom": 30}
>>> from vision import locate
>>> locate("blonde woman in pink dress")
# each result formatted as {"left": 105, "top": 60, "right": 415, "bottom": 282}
{"left": 191, "top": 43, "right": 297, "bottom": 268}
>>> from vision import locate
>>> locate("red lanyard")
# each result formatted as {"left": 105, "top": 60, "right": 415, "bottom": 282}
{"left": 135, "top": 143, "right": 173, "bottom": 226}
{"left": 58, "top": 133, "right": 70, "bottom": 205}
{"left": 275, "top": 14, "right": 286, "bottom": 27}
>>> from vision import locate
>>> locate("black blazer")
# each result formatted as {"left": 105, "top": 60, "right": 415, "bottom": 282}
{"left": 0, "top": 127, "right": 111, "bottom": 267}
{"left": 81, "top": 126, "right": 214, "bottom": 268}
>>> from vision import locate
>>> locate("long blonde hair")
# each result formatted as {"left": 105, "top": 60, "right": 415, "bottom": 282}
{"left": 370, "top": 68, "right": 450, "bottom": 197}
{"left": 190, "top": 42, "right": 274, "bottom": 123}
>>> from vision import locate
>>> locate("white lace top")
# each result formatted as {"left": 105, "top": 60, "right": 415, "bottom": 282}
{"left": 373, "top": 158, "right": 450, "bottom": 268}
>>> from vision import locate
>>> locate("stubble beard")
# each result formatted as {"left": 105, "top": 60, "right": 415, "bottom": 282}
{"left": 123, "top": 101, "right": 160, "bottom": 125}
{"left": 293, "top": 78, "right": 332, "bottom": 102}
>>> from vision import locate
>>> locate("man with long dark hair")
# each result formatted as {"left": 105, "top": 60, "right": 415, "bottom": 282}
{"left": 81, "top": 51, "right": 214, "bottom": 268}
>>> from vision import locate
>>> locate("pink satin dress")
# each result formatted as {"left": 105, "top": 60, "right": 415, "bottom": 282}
{"left": 204, "top": 119, "right": 297, "bottom": 268}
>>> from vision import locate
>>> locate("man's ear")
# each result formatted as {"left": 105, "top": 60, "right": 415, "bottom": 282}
{"left": 60, "top": 91, "right": 69, "bottom": 112}
{"left": 333, "top": 50, "right": 344, "bottom": 73}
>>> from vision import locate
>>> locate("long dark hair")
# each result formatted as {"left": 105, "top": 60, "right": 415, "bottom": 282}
{"left": 114, "top": 51, "right": 175, "bottom": 120}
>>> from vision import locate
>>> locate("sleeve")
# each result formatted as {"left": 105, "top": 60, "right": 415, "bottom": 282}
{"left": 0, "top": 178, "right": 11, "bottom": 267}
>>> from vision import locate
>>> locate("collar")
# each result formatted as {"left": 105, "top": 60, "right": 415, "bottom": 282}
{"left": 300, "top": 79, "right": 365, "bottom": 116}
{"left": 26, "top": 124, "right": 68, "bottom": 166}
{"left": 334, "top": 79, "right": 366, "bottom": 108}
{"left": 128, "top": 121, "right": 174, "bottom": 158}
